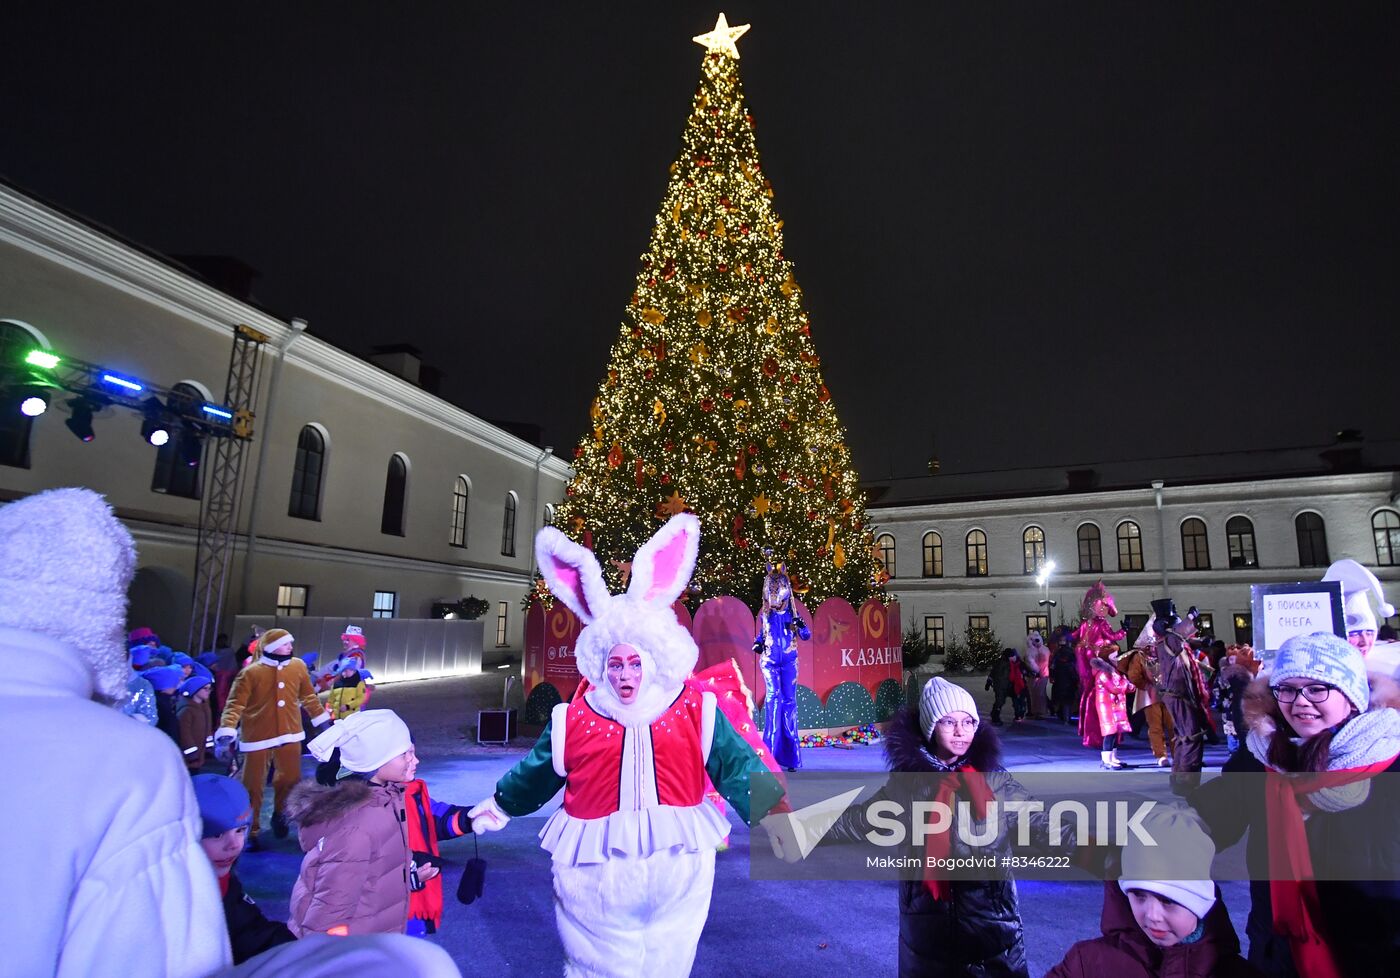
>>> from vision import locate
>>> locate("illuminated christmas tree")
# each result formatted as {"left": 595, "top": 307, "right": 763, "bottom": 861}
{"left": 555, "top": 14, "right": 886, "bottom": 609}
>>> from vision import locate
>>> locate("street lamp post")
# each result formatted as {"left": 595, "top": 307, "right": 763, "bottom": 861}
{"left": 1036, "top": 560, "right": 1057, "bottom": 632}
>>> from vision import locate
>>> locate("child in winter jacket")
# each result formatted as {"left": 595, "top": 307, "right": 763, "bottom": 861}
{"left": 192, "top": 774, "right": 296, "bottom": 965}
{"left": 327, "top": 657, "right": 368, "bottom": 719}
{"left": 1211, "top": 655, "right": 1251, "bottom": 755}
{"left": 176, "top": 675, "right": 214, "bottom": 771}
{"left": 287, "top": 710, "right": 422, "bottom": 937}
{"left": 985, "top": 647, "right": 1029, "bottom": 725}
{"left": 1047, "top": 808, "right": 1258, "bottom": 977}
{"left": 823, "top": 677, "right": 1066, "bottom": 978}
{"left": 145, "top": 665, "right": 183, "bottom": 744}
{"left": 1091, "top": 657, "right": 1134, "bottom": 769}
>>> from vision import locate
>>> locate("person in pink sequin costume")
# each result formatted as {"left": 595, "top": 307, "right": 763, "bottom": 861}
{"left": 1073, "top": 581, "right": 1127, "bottom": 749}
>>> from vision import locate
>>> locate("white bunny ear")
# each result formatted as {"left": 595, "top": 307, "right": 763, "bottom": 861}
{"left": 627, "top": 513, "right": 701, "bottom": 606}
{"left": 535, "top": 527, "right": 608, "bottom": 624}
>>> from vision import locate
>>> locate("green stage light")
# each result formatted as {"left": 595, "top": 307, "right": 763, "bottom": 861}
{"left": 25, "top": 350, "right": 60, "bottom": 369}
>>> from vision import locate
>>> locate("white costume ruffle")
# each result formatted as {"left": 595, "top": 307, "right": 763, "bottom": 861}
{"left": 539, "top": 802, "right": 731, "bottom": 866}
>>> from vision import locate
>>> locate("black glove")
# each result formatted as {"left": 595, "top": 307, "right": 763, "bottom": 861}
{"left": 315, "top": 760, "right": 339, "bottom": 787}
{"left": 752, "top": 636, "right": 764, "bottom": 654}
{"left": 457, "top": 834, "right": 486, "bottom": 905}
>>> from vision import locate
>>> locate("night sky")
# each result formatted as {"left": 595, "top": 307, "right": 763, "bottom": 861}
{"left": 3, "top": 2, "right": 1395, "bottom": 480}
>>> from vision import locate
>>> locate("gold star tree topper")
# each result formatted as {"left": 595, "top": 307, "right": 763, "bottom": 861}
{"left": 692, "top": 13, "right": 750, "bottom": 59}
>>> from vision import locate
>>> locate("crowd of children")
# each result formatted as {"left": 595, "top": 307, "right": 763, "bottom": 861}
{"left": 118, "top": 619, "right": 476, "bottom": 955}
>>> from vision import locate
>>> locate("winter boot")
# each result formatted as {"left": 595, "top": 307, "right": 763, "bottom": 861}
{"left": 272, "top": 811, "right": 289, "bottom": 839}
{"left": 1100, "top": 751, "right": 1123, "bottom": 770}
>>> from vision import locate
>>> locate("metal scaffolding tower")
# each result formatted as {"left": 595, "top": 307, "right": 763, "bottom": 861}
{"left": 187, "top": 324, "right": 266, "bottom": 654}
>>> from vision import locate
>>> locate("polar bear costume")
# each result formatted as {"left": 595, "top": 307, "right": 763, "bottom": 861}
{"left": 469, "top": 514, "right": 784, "bottom": 978}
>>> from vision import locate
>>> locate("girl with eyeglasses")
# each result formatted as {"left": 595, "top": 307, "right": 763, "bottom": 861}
{"left": 1190, "top": 632, "right": 1400, "bottom": 977}
{"left": 823, "top": 677, "right": 1066, "bottom": 977}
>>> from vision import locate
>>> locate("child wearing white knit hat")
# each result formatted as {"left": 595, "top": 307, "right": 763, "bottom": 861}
{"left": 1047, "top": 807, "right": 1254, "bottom": 976}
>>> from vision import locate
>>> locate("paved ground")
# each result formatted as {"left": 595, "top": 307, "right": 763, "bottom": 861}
{"left": 233, "top": 672, "right": 1248, "bottom": 977}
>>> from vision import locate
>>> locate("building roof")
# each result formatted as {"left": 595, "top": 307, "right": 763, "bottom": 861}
{"left": 865, "top": 436, "right": 1400, "bottom": 509}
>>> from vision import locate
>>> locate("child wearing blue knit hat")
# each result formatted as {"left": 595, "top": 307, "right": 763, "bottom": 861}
{"left": 145, "top": 666, "right": 183, "bottom": 744}
{"left": 192, "top": 775, "right": 295, "bottom": 964}
{"left": 178, "top": 675, "right": 215, "bottom": 771}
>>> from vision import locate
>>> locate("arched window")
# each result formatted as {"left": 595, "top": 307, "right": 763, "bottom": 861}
{"left": 1181, "top": 518, "right": 1210, "bottom": 570}
{"left": 543, "top": 503, "right": 556, "bottom": 527}
{"left": 449, "top": 476, "right": 469, "bottom": 547}
{"left": 1374, "top": 510, "right": 1400, "bottom": 567}
{"left": 288, "top": 425, "right": 326, "bottom": 520}
{"left": 1022, "top": 526, "right": 1046, "bottom": 574}
{"left": 501, "top": 491, "right": 518, "bottom": 557}
{"left": 1117, "top": 521, "right": 1143, "bottom": 572}
{"left": 0, "top": 320, "right": 50, "bottom": 469}
{"left": 1077, "top": 524, "right": 1102, "bottom": 573}
{"left": 966, "top": 529, "right": 988, "bottom": 577}
{"left": 150, "top": 382, "right": 207, "bottom": 499}
{"left": 1295, "top": 512, "right": 1329, "bottom": 567}
{"left": 922, "top": 531, "right": 943, "bottom": 578}
{"left": 875, "top": 533, "right": 896, "bottom": 579}
{"left": 381, "top": 453, "right": 408, "bottom": 536}
{"left": 1226, "top": 515, "right": 1257, "bottom": 569}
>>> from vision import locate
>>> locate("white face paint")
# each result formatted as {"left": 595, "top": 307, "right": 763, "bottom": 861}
{"left": 606, "top": 644, "right": 644, "bottom": 705}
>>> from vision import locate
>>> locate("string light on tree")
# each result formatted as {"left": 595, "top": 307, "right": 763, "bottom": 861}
{"left": 554, "top": 16, "right": 886, "bottom": 609}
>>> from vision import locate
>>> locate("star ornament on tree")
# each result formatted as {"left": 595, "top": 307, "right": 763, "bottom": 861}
{"left": 659, "top": 490, "right": 690, "bottom": 517}
{"left": 692, "top": 13, "right": 750, "bottom": 59}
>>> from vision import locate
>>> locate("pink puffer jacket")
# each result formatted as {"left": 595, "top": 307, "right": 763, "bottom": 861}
{"left": 285, "top": 778, "right": 410, "bottom": 936}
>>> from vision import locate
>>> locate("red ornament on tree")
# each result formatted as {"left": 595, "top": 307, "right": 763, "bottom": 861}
{"left": 762, "top": 357, "right": 778, "bottom": 378}
{"left": 701, "top": 398, "right": 715, "bottom": 412}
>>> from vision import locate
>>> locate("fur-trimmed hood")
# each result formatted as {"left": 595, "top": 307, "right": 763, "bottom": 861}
{"left": 1218, "top": 660, "right": 1253, "bottom": 688}
{"left": 286, "top": 777, "right": 392, "bottom": 831}
{"left": 884, "top": 705, "right": 1003, "bottom": 773}
{"left": 1090, "top": 655, "right": 1120, "bottom": 675}
{"left": 1239, "top": 676, "right": 1278, "bottom": 738}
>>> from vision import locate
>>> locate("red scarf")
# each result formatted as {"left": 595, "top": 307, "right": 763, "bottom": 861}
{"left": 404, "top": 779, "right": 445, "bottom": 931}
{"left": 1008, "top": 661, "right": 1026, "bottom": 696}
{"left": 923, "top": 767, "right": 996, "bottom": 901}
{"left": 1265, "top": 757, "right": 1396, "bottom": 978}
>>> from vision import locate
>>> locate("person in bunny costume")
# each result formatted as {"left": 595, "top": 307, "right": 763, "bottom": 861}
{"left": 469, "top": 513, "right": 787, "bottom": 978}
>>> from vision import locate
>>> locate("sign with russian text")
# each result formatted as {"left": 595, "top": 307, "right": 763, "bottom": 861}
{"left": 1250, "top": 580, "right": 1344, "bottom": 656}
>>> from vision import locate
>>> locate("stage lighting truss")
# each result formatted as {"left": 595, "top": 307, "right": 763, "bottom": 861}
{"left": 5, "top": 347, "right": 252, "bottom": 446}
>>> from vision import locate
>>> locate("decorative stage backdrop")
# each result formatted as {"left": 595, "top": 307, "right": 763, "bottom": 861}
{"left": 523, "top": 597, "right": 902, "bottom": 729}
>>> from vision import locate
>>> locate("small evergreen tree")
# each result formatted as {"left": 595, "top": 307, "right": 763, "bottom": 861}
{"left": 902, "top": 617, "right": 932, "bottom": 673}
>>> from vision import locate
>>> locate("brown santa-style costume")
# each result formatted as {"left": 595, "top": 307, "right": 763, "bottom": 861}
{"left": 217, "top": 628, "right": 329, "bottom": 837}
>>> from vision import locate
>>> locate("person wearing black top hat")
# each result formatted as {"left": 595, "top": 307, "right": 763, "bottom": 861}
{"left": 1150, "top": 599, "right": 1211, "bottom": 791}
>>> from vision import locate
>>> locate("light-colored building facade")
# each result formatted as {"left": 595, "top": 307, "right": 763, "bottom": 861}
{"left": 868, "top": 461, "right": 1400, "bottom": 654}
{"left": 0, "top": 183, "right": 571, "bottom": 654}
